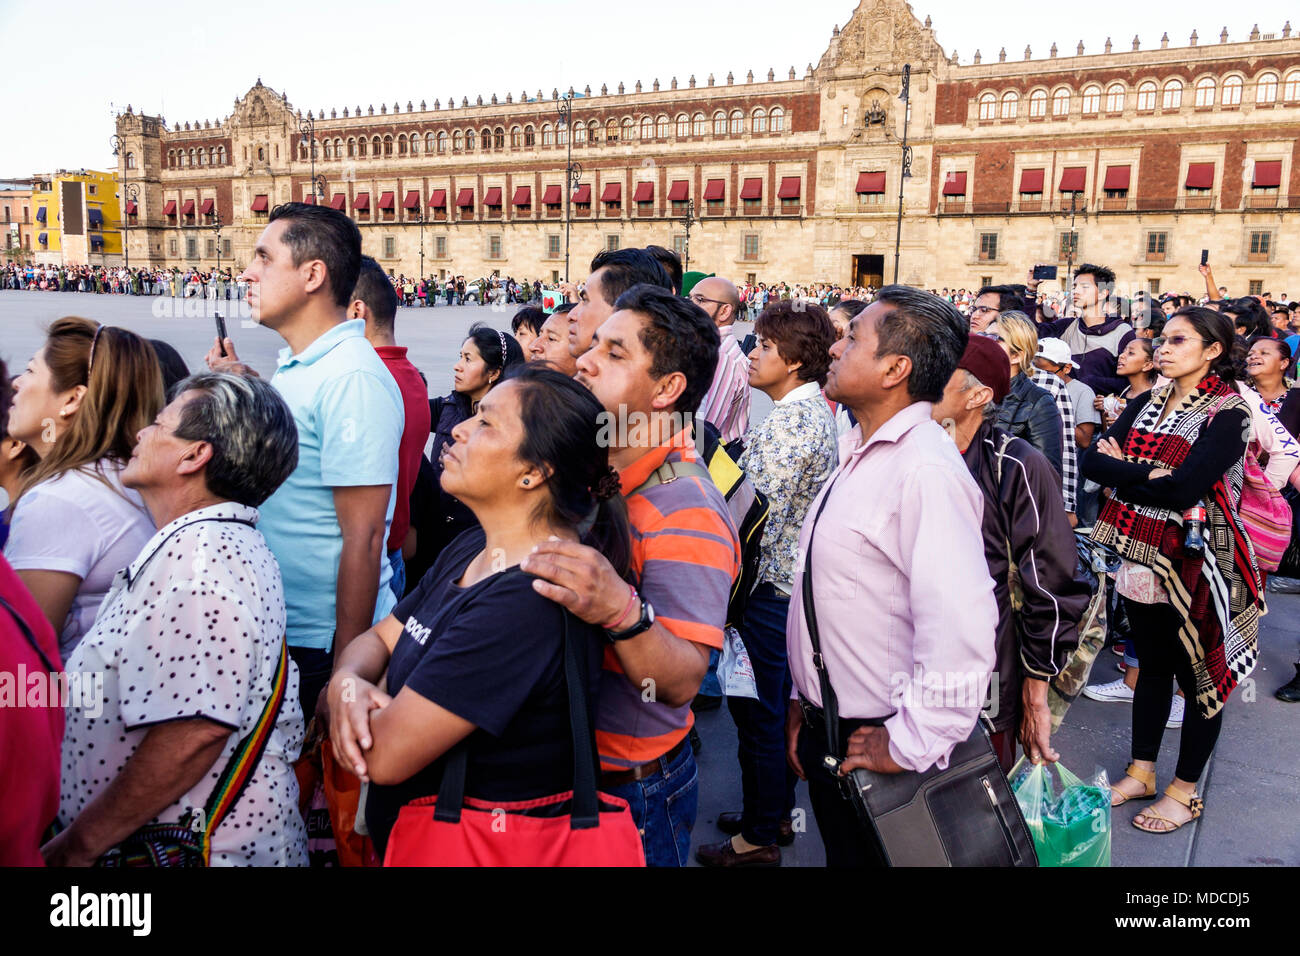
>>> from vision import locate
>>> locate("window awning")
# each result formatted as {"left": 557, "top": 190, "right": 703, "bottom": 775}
{"left": 251, "top": 194, "right": 269, "bottom": 212}
{"left": 330, "top": 193, "right": 346, "bottom": 210}
{"left": 302, "top": 194, "right": 316, "bottom": 204}
{"left": 1058, "top": 167, "right": 1086, "bottom": 192}
{"left": 38, "top": 232, "right": 47, "bottom": 243}
{"left": 777, "top": 177, "right": 801, "bottom": 199}
{"left": 352, "top": 192, "right": 370, "bottom": 211}
{"left": 855, "top": 171, "right": 886, "bottom": 194}
{"left": 90, "top": 235, "right": 104, "bottom": 248}
{"left": 601, "top": 182, "right": 621, "bottom": 203}
{"left": 88, "top": 208, "right": 104, "bottom": 226}
{"left": 541, "top": 185, "right": 562, "bottom": 205}
{"left": 428, "top": 189, "right": 447, "bottom": 208}
{"left": 1185, "top": 163, "right": 1215, "bottom": 189}
{"left": 125, "top": 200, "right": 138, "bottom": 214}
{"left": 572, "top": 184, "right": 592, "bottom": 203}
{"left": 668, "top": 180, "right": 689, "bottom": 201}
{"left": 162, "top": 200, "right": 177, "bottom": 215}
{"left": 200, "top": 199, "right": 215, "bottom": 214}
{"left": 513, "top": 186, "right": 531, "bottom": 206}
{"left": 403, "top": 190, "right": 420, "bottom": 209}
{"left": 181, "top": 199, "right": 196, "bottom": 215}
{"left": 942, "top": 171, "right": 967, "bottom": 196}
{"left": 633, "top": 181, "right": 654, "bottom": 202}
{"left": 704, "top": 179, "right": 726, "bottom": 201}
{"left": 456, "top": 188, "right": 475, "bottom": 207}
{"left": 740, "top": 177, "right": 763, "bottom": 200}
{"left": 1253, "top": 160, "right": 1282, "bottom": 188}
{"left": 1019, "top": 168, "right": 1045, "bottom": 193}
{"left": 378, "top": 191, "right": 395, "bottom": 210}
{"left": 483, "top": 187, "right": 503, "bottom": 206}
{"left": 1102, "top": 165, "right": 1130, "bottom": 190}
{"left": 35, "top": 206, "right": 47, "bottom": 222}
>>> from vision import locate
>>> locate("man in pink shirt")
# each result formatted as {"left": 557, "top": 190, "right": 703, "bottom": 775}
{"left": 349, "top": 257, "right": 432, "bottom": 599}
{"left": 784, "top": 285, "right": 998, "bottom": 867}
{"left": 693, "top": 277, "right": 751, "bottom": 445}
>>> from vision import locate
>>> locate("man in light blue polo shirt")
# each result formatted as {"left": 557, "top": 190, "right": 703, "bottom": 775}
{"left": 208, "top": 203, "right": 403, "bottom": 721}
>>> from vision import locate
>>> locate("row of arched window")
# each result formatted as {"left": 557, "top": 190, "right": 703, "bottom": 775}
{"left": 166, "top": 145, "right": 229, "bottom": 168}
{"left": 294, "top": 107, "right": 787, "bottom": 161}
{"left": 977, "top": 71, "right": 1300, "bottom": 121}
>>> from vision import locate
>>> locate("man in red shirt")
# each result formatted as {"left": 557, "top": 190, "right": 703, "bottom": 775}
{"left": 349, "top": 256, "right": 433, "bottom": 599}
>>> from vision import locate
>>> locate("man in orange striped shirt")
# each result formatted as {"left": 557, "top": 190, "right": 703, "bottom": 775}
{"left": 523, "top": 284, "right": 740, "bottom": 867}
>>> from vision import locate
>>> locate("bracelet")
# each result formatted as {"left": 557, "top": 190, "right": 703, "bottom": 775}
{"left": 603, "top": 583, "right": 639, "bottom": 630}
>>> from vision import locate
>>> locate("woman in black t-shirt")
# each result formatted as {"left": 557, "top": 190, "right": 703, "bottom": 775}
{"left": 327, "top": 366, "right": 630, "bottom": 859}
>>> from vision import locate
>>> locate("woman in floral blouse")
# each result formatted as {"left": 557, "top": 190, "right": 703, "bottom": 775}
{"left": 697, "top": 300, "right": 838, "bottom": 867}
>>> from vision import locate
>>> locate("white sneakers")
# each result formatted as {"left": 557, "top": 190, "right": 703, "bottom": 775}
{"left": 1082, "top": 678, "right": 1184, "bottom": 728}
{"left": 1166, "top": 694, "right": 1185, "bottom": 729}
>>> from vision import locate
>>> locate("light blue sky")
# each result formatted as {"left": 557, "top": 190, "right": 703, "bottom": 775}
{"left": 3, "top": 0, "right": 1284, "bottom": 176}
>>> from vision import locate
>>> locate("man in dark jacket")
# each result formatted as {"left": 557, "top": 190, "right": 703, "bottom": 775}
{"left": 932, "top": 334, "right": 1091, "bottom": 771}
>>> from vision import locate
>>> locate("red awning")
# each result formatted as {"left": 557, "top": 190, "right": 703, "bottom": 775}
{"left": 378, "top": 191, "right": 395, "bottom": 210}
{"left": 1253, "top": 160, "right": 1282, "bottom": 188}
{"left": 1103, "top": 165, "right": 1131, "bottom": 190}
{"left": 125, "top": 200, "right": 138, "bottom": 214}
{"left": 541, "top": 185, "right": 562, "bottom": 205}
{"left": 601, "top": 182, "right": 621, "bottom": 203}
{"left": 777, "top": 177, "right": 801, "bottom": 199}
{"left": 1185, "top": 163, "right": 1215, "bottom": 189}
{"left": 1058, "top": 167, "right": 1086, "bottom": 192}
{"left": 181, "top": 199, "right": 196, "bottom": 215}
{"left": 512, "top": 186, "right": 531, "bottom": 206}
{"left": 703, "top": 179, "right": 726, "bottom": 200}
{"left": 162, "top": 200, "right": 177, "bottom": 215}
{"left": 428, "top": 189, "right": 447, "bottom": 208}
{"left": 572, "top": 184, "right": 591, "bottom": 203}
{"left": 1018, "top": 168, "right": 1045, "bottom": 193}
{"left": 667, "top": 180, "right": 689, "bottom": 201}
{"left": 942, "top": 171, "right": 967, "bottom": 196}
{"left": 403, "top": 190, "right": 420, "bottom": 209}
{"left": 456, "top": 188, "right": 475, "bottom": 207}
{"left": 633, "top": 181, "right": 654, "bottom": 202}
{"left": 855, "top": 171, "right": 886, "bottom": 194}
{"left": 330, "top": 193, "right": 346, "bottom": 210}
{"left": 483, "top": 187, "right": 503, "bottom": 206}
{"left": 200, "top": 199, "right": 215, "bottom": 214}
{"left": 302, "top": 194, "right": 316, "bottom": 205}
{"left": 250, "top": 194, "right": 269, "bottom": 212}
{"left": 352, "top": 192, "right": 370, "bottom": 211}
{"left": 740, "top": 178, "right": 763, "bottom": 200}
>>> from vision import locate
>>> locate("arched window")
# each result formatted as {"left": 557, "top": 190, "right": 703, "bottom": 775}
{"left": 383, "top": 135, "right": 393, "bottom": 157}
{"left": 494, "top": 127, "right": 505, "bottom": 149}
{"left": 1136, "top": 81, "right": 1157, "bottom": 111}
{"left": 524, "top": 125, "right": 535, "bottom": 147}
{"left": 1257, "top": 73, "right": 1278, "bottom": 105}
{"left": 218, "top": 146, "right": 226, "bottom": 164}
{"left": 557, "top": 123, "right": 568, "bottom": 145}
{"left": 770, "top": 106, "right": 785, "bottom": 131}
{"left": 713, "top": 111, "right": 727, "bottom": 135}
{"left": 198, "top": 149, "right": 206, "bottom": 166}
{"left": 465, "top": 129, "right": 476, "bottom": 151}
{"left": 640, "top": 116, "right": 653, "bottom": 140}
{"left": 1028, "top": 89, "right": 1047, "bottom": 118}
{"left": 676, "top": 114, "right": 689, "bottom": 137}
{"left": 606, "top": 118, "right": 619, "bottom": 142}
{"left": 189, "top": 148, "right": 196, "bottom": 166}
{"left": 1081, "top": 85, "right": 1101, "bottom": 114}
{"left": 510, "top": 126, "right": 521, "bottom": 148}
{"left": 481, "top": 127, "right": 492, "bottom": 150}
{"left": 752, "top": 108, "right": 767, "bottom": 132}
{"left": 453, "top": 130, "right": 463, "bottom": 150}
{"left": 541, "top": 124, "right": 553, "bottom": 146}
{"left": 730, "top": 109, "right": 744, "bottom": 133}
{"left": 426, "top": 132, "right": 436, "bottom": 153}
{"left": 408, "top": 134, "right": 418, "bottom": 155}
{"left": 573, "top": 123, "right": 586, "bottom": 145}
{"left": 692, "top": 112, "right": 706, "bottom": 136}
{"left": 1052, "top": 88, "right": 1070, "bottom": 116}
{"left": 1163, "top": 79, "right": 1183, "bottom": 110}
{"left": 357, "top": 138, "right": 367, "bottom": 157}
{"left": 349, "top": 138, "right": 358, "bottom": 158}
{"left": 257, "top": 147, "right": 264, "bottom": 163}
{"left": 1105, "top": 83, "right": 1124, "bottom": 112}
{"left": 1000, "top": 91, "right": 1018, "bottom": 119}
{"left": 978, "top": 92, "right": 996, "bottom": 120}
{"left": 656, "top": 115, "right": 669, "bottom": 139}
{"left": 125, "top": 151, "right": 136, "bottom": 169}
{"left": 587, "top": 120, "right": 599, "bottom": 144}
{"left": 397, "top": 135, "right": 407, "bottom": 156}
{"left": 1285, "top": 71, "right": 1300, "bottom": 102}
{"left": 322, "top": 141, "right": 332, "bottom": 159}
{"left": 1222, "top": 75, "right": 1243, "bottom": 107}
{"left": 1194, "top": 76, "right": 1215, "bottom": 108}
{"left": 371, "top": 135, "right": 381, "bottom": 156}
{"left": 298, "top": 142, "right": 307, "bottom": 161}
{"left": 621, "top": 117, "right": 633, "bottom": 141}
{"left": 167, "top": 150, "right": 175, "bottom": 167}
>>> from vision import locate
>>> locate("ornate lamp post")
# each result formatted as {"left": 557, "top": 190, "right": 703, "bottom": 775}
{"left": 110, "top": 134, "right": 138, "bottom": 275}
{"left": 413, "top": 210, "right": 426, "bottom": 286}
{"left": 298, "top": 114, "right": 326, "bottom": 203}
{"left": 681, "top": 198, "right": 698, "bottom": 274}
{"left": 557, "top": 92, "right": 583, "bottom": 282}
{"left": 892, "top": 64, "right": 913, "bottom": 285}
{"left": 212, "top": 211, "right": 224, "bottom": 299}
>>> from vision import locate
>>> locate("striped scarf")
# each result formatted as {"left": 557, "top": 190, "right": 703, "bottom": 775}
{"left": 1091, "top": 374, "right": 1263, "bottom": 719}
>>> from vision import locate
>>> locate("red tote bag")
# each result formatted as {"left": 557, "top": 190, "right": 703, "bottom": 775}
{"left": 383, "top": 613, "right": 645, "bottom": 867}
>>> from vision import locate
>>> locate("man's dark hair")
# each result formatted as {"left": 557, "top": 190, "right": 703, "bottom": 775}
{"left": 644, "top": 245, "right": 684, "bottom": 295}
{"left": 613, "top": 283, "right": 720, "bottom": 415}
{"left": 755, "top": 300, "right": 837, "bottom": 386}
{"left": 588, "top": 248, "right": 672, "bottom": 306}
{"left": 553, "top": 300, "right": 576, "bottom": 315}
{"left": 1223, "top": 297, "right": 1272, "bottom": 338}
{"left": 831, "top": 298, "right": 869, "bottom": 321}
{"left": 872, "top": 285, "right": 969, "bottom": 403}
{"left": 975, "top": 284, "right": 1023, "bottom": 312}
{"left": 1269, "top": 301, "right": 1291, "bottom": 315}
{"left": 268, "top": 202, "right": 362, "bottom": 308}
{"left": 351, "top": 255, "right": 398, "bottom": 329}
{"left": 148, "top": 339, "right": 191, "bottom": 396}
{"left": 1073, "top": 263, "right": 1117, "bottom": 299}
{"left": 511, "top": 306, "right": 547, "bottom": 336}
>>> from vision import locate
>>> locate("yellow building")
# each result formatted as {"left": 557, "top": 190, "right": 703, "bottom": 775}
{"left": 31, "top": 169, "right": 123, "bottom": 267}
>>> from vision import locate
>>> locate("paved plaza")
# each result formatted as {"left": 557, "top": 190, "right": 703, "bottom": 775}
{"left": 2, "top": 289, "right": 1298, "bottom": 867}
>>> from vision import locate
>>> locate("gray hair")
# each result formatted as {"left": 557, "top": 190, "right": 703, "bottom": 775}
{"left": 172, "top": 372, "right": 299, "bottom": 506}
{"left": 959, "top": 369, "right": 1001, "bottom": 423}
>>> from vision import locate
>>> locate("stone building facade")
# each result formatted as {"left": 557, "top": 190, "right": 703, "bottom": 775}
{"left": 113, "top": 2, "right": 1299, "bottom": 295}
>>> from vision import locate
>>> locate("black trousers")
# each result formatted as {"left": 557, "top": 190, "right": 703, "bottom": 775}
{"left": 1124, "top": 598, "right": 1224, "bottom": 782}
{"left": 290, "top": 645, "right": 334, "bottom": 723}
{"left": 796, "top": 713, "right": 888, "bottom": 867}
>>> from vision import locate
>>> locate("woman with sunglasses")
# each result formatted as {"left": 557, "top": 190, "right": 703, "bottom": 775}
{"left": 1083, "top": 307, "right": 1262, "bottom": 834}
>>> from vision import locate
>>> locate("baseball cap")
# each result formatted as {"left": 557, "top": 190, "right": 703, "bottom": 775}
{"left": 1036, "top": 337, "right": 1073, "bottom": 367}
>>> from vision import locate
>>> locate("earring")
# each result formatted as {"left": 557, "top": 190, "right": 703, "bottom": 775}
{"left": 522, "top": 478, "right": 530, "bottom": 485}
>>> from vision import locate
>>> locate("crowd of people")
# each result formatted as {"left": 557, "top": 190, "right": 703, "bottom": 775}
{"left": 3, "top": 200, "right": 1298, "bottom": 869}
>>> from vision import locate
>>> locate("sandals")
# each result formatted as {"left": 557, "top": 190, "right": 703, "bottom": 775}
{"left": 1109, "top": 762, "right": 1156, "bottom": 806}
{"left": 1132, "top": 785, "right": 1204, "bottom": 834}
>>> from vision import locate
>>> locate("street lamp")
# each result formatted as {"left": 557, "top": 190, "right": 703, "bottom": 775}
{"left": 212, "top": 211, "right": 224, "bottom": 300}
{"left": 557, "top": 92, "right": 583, "bottom": 282}
{"left": 121, "top": 183, "right": 139, "bottom": 278}
{"left": 680, "top": 198, "right": 698, "bottom": 275}
{"left": 892, "top": 63, "right": 913, "bottom": 285}
{"left": 298, "top": 114, "right": 326, "bottom": 203}
{"left": 412, "top": 210, "right": 426, "bottom": 287}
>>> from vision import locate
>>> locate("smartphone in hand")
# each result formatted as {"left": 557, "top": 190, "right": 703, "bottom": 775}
{"left": 215, "top": 312, "right": 228, "bottom": 356}
{"left": 1200, "top": 249, "right": 1209, "bottom": 266}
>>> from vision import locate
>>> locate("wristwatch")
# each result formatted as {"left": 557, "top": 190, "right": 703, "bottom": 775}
{"left": 605, "top": 596, "right": 655, "bottom": 642}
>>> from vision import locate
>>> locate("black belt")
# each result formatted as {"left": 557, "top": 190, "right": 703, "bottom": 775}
{"left": 798, "top": 696, "right": 888, "bottom": 732}
{"left": 598, "top": 737, "right": 689, "bottom": 788}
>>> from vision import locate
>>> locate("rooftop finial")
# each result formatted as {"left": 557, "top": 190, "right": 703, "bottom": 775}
{"left": 1219, "top": 26, "right": 1228, "bottom": 43}
{"left": 1050, "top": 42, "right": 1058, "bottom": 57}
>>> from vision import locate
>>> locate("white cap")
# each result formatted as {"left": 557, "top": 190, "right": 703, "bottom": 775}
{"left": 1036, "top": 337, "right": 1074, "bottom": 367}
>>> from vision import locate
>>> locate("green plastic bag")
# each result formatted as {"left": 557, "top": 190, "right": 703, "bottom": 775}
{"left": 1010, "top": 760, "right": 1111, "bottom": 867}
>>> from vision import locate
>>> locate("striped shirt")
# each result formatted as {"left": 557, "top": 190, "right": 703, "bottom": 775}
{"left": 696, "top": 325, "right": 751, "bottom": 445}
{"left": 1031, "top": 370, "right": 1078, "bottom": 514}
{"left": 595, "top": 431, "right": 741, "bottom": 771}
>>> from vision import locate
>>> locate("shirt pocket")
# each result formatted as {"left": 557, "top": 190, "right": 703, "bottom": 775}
{"left": 809, "top": 521, "right": 863, "bottom": 600}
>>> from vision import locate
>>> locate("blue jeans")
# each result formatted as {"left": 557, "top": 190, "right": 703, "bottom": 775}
{"left": 387, "top": 548, "right": 406, "bottom": 601}
{"left": 698, "top": 648, "right": 722, "bottom": 698}
{"left": 603, "top": 742, "right": 699, "bottom": 867}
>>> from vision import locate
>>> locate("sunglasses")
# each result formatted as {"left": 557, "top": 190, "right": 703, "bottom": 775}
{"left": 1152, "top": 335, "right": 1211, "bottom": 350}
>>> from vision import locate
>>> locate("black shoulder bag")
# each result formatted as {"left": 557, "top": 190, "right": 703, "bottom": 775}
{"left": 800, "top": 477, "right": 1037, "bottom": 867}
